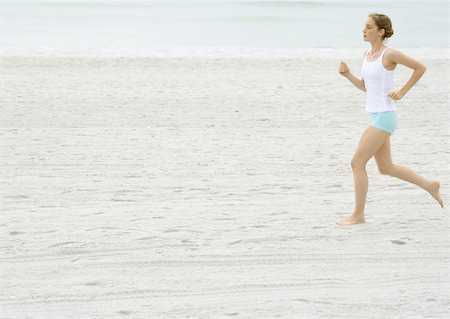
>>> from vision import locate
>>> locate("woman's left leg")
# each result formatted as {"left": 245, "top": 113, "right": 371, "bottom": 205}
{"left": 336, "top": 126, "right": 391, "bottom": 226}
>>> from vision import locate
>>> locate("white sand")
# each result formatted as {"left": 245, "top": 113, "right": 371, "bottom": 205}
{"left": 0, "top": 50, "right": 449, "bottom": 318}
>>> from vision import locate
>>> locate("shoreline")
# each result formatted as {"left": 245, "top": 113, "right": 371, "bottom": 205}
{"left": 1, "top": 47, "right": 449, "bottom": 59}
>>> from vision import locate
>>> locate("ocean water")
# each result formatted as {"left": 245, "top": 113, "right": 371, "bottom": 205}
{"left": 0, "top": 0, "right": 449, "bottom": 56}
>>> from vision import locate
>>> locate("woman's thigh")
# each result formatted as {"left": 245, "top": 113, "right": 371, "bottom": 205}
{"left": 352, "top": 126, "right": 391, "bottom": 165}
{"left": 374, "top": 136, "right": 394, "bottom": 171}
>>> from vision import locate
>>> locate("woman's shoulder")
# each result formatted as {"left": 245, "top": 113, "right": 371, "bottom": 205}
{"left": 384, "top": 48, "right": 423, "bottom": 67}
{"left": 384, "top": 47, "right": 407, "bottom": 64}
{"left": 384, "top": 47, "right": 402, "bottom": 58}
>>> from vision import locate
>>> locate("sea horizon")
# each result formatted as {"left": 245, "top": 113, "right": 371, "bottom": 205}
{"left": 1, "top": 0, "right": 449, "bottom": 57}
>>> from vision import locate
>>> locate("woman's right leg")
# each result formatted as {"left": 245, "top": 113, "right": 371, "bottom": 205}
{"left": 374, "top": 137, "right": 444, "bottom": 208}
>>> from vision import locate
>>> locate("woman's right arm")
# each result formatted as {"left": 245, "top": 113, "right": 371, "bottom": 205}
{"left": 339, "top": 61, "right": 366, "bottom": 92}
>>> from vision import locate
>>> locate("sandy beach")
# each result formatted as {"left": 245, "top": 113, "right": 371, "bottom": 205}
{"left": 0, "top": 50, "right": 449, "bottom": 318}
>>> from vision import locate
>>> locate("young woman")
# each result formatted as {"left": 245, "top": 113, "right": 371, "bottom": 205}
{"left": 337, "top": 13, "right": 444, "bottom": 226}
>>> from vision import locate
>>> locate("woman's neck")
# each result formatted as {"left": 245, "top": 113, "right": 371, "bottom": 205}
{"left": 370, "top": 43, "right": 386, "bottom": 54}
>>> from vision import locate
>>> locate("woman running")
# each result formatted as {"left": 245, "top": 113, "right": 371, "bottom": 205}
{"left": 337, "top": 13, "right": 444, "bottom": 226}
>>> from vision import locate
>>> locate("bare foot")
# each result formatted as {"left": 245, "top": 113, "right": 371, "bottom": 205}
{"left": 428, "top": 180, "right": 444, "bottom": 208}
{"left": 336, "top": 215, "right": 365, "bottom": 226}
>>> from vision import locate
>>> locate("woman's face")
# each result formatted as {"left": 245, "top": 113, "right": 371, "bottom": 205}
{"left": 363, "top": 18, "right": 383, "bottom": 42}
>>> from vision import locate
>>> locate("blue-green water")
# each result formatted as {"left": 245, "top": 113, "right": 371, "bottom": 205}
{"left": 0, "top": 0, "right": 448, "bottom": 55}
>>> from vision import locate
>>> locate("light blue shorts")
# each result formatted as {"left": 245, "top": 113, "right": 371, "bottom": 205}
{"left": 368, "top": 111, "right": 397, "bottom": 134}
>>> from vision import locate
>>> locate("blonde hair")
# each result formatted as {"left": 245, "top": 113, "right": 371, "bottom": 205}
{"left": 369, "top": 13, "right": 394, "bottom": 39}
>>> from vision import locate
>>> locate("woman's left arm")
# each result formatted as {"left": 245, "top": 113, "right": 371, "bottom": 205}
{"left": 386, "top": 49, "right": 427, "bottom": 101}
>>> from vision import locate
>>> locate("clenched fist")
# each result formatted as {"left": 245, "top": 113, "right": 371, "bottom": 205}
{"left": 339, "top": 61, "right": 350, "bottom": 76}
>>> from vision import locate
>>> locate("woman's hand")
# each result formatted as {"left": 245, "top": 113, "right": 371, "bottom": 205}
{"left": 339, "top": 61, "right": 350, "bottom": 76}
{"left": 388, "top": 90, "right": 405, "bottom": 101}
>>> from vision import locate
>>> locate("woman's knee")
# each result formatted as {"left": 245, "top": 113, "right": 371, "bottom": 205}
{"left": 351, "top": 157, "right": 366, "bottom": 172}
{"left": 378, "top": 164, "right": 394, "bottom": 176}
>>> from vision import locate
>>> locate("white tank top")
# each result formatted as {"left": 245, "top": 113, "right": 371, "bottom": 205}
{"left": 361, "top": 47, "right": 395, "bottom": 112}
